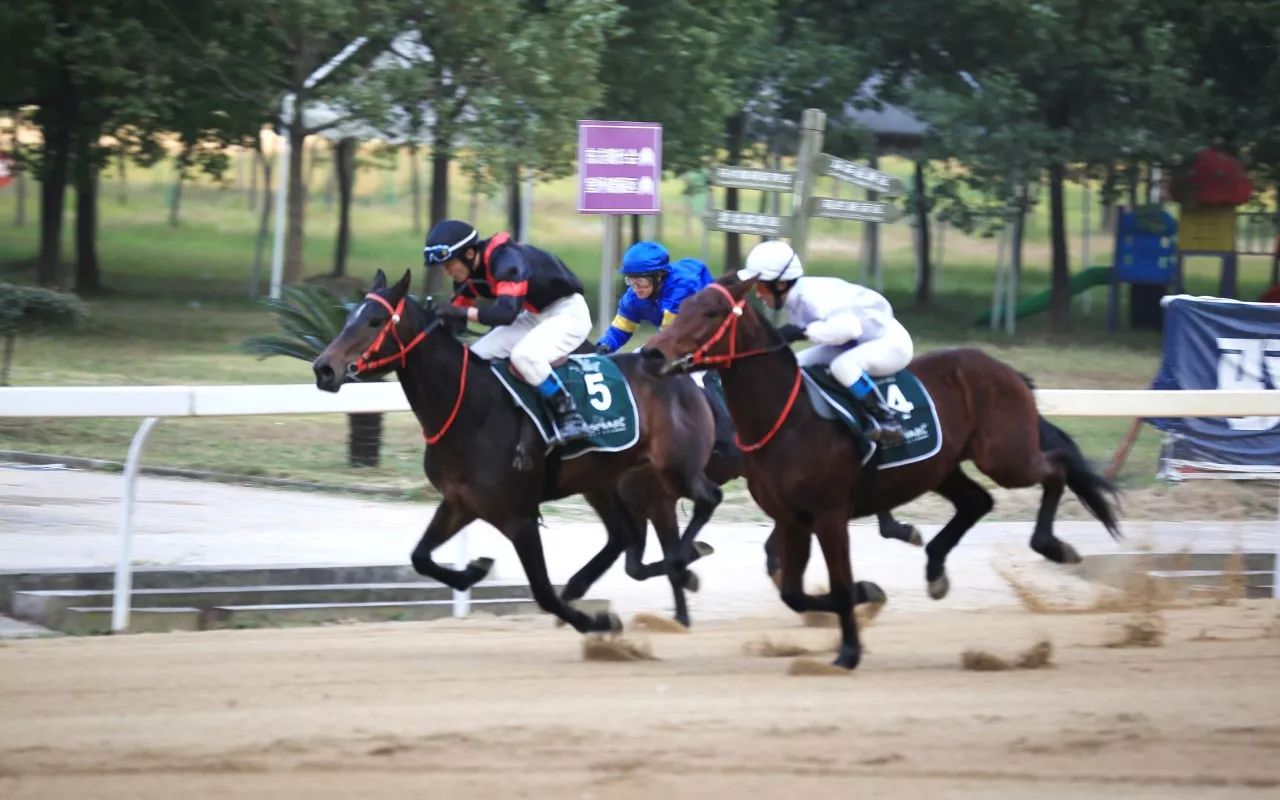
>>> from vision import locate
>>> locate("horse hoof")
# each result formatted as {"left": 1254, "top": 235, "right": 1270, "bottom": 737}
{"left": 468, "top": 557, "right": 495, "bottom": 579}
{"left": 905, "top": 525, "right": 924, "bottom": 547}
{"left": 693, "top": 541, "right": 715, "bottom": 558}
{"left": 928, "top": 574, "right": 950, "bottom": 600}
{"left": 683, "top": 570, "right": 700, "bottom": 593}
{"left": 1059, "top": 542, "right": 1083, "bottom": 565}
{"left": 832, "top": 646, "right": 862, "bottom": 670}
{"left": 858, "top": 580, "right": 887, "bottom": 605}
{"left": 595, "top": 612, "right": 623, "bottom": 633}
{"left": 769, "top": 570, "right": 783, "bottom": 591}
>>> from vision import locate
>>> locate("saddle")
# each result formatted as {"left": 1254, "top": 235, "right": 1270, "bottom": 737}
{"left": 800, "top": 366, "right": 943, "bottom": 470}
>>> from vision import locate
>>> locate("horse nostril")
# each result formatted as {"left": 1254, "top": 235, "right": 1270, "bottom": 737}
{"left": 314, "top": 362, "right": 334, "bottom": 382}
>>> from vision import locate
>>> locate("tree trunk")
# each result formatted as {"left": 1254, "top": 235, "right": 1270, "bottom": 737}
{"left": 913, "top": 161, "right": 931, "bottom": 307}
{"left": 248, "top": 147, "right": 258, "bottom": 211}
{"left": 116, "top": 151, "right": 127, "bottom": 206}
{"left": 425, "top": 143, "right": 451, "bottom": 295}
{"left": 409, "top": 143, "right": 423, "bottom": 233}
{"left": 283, "top": 124, "right": 307, "bottom": 284}
{"left": 14, "top": 167, "right": 26, "bottom": 227}
{"left": 1, "top": 333, "right": 14, "bottom": 387}
{"left": 38, "top": 78, "right": 75, "bottom": 288}
{"left": 168, "top": 149, "right": 187, "bottom": 227}
{"left": 250, "top": 148, "right": 273, "bottom": 299}
{"left": 631, "top": 214, "right": 641, "bottom": 245}
{"left": 507, "top": 163, "right": 521, "bottom": 237}
{"left": 1101, "top": 163, "right": 1116, "bottom": 232}
{"left": 347, "top": 411, "right": 383, "bottom": 468}
{"left": 1126, "top": 161, "right": 1139, "bottom": 209}
{"left": 333, "top": 137, "right": 355, "bottom": 278}
{"left": 723, "top": 112, "right": 745, "bottom": 272}
{"left": 1048, "top": 162, "right": 1072, "bottom": 332}
{"left": 74, "top": 128, "right": 100, "bottom": 294}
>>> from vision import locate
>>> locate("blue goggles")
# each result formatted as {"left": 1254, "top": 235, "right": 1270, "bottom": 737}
{"left": 422, "top": 230, "right": 478, "bottom": 265}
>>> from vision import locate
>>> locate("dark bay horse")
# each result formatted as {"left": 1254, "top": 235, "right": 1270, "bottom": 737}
{"left": 645, "top": 275, "right": 1121, "bottom": 669}
{"left": 313, "top": 270, "right": 723, "bottom": 631}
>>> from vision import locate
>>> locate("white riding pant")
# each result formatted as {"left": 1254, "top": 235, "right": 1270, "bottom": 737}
{"left": 469, "top": 293, "right": 592, "bottom": 385}
{"left": 795, "top": 317, "right": 914, "bottom": 387}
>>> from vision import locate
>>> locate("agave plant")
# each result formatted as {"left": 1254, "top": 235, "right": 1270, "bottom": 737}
{"left": 241, "top": 284, "right": 383, "bottom": 468}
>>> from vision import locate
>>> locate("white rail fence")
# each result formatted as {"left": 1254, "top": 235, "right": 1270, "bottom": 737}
{"left": 2, "top": 383, "right": 1278, "bottom": 631}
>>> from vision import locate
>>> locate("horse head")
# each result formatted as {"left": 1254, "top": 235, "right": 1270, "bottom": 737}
{"left": 313, "top": 268, "right": 439, "bottom": 392}
{"left": 644, "top": 275, "right": 767, "bottom": 376}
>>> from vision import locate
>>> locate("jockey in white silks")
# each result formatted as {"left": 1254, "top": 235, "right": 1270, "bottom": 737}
{"left": 738, "top": 240, "right": 914, "bottom": 446}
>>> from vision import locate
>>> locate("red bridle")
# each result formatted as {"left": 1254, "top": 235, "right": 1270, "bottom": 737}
{"left": 685, "top": 282, "right": 802, "bottom": 453}
{"left": 353, "top": 293, "right": 467, "bottom": 445}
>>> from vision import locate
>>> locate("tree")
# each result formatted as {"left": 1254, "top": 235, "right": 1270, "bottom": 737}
{"left": 871, "top": 0, "right": 1187, "bottom": 331}
{"left": 0, "top": 283, "right": 87, "bottom": 385}
{"left": 381, "top": 0, "right": 621, "bottom": 292}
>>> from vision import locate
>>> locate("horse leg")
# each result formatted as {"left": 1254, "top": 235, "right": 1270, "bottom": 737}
{"left": 764, "top": 528, "right": 781, "bottom": 588}
{"left": 1029, "top": 451, "right": 1081, "bottom": 565}
{"left": 668, "top": 471, "right": 722, "bottom": 571}
{"left": 877, "top": 511, "right": 924, "bottom": 547}
{"left": 409, "top": 499, "right": 490, "bottom": 591}
{"left": 922, "top": 469, "right": 994, "bottom": 600}
{"left": 561, "top": 488, "right": 633, "bottom": 605}
{"left": 813, "top": 511, "right": 863, "bottom": 669}
{"left": 508, "top": 513, "right": 622, "bottom": 634}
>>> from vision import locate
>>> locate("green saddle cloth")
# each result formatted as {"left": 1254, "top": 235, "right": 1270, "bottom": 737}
{"left": 490, "top": 354, "right": 639, "bottom": 459}
{"left": 801, "top": 366, "right": 942, "bottom": 469}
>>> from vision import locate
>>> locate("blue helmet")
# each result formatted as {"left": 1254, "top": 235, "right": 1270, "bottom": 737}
{"left": 620, "top": 241, "right": 671, "bottom": 277}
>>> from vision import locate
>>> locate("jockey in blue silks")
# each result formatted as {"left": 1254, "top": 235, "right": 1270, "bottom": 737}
{"left": 595, "top": 241, "right": 715, "bottom": 354}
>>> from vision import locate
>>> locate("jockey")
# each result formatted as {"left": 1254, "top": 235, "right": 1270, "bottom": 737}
{"left": 595, "top": 241, "right": 715, "bottom": 354}
{"left": 738, "top": 240, "right": 913, "bottom": 446}
{"left": 425, "top": 219, "right": 592, "bottom": 444}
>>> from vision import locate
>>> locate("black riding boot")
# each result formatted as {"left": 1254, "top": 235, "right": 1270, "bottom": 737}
{"left": 546, "top": 386, "right": 592, "bottom": 443}
{"left": 860, "top": 393, "right": 905, "bottom": 447}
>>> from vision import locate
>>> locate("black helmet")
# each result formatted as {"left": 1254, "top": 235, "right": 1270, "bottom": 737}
{"left": 423, "top": 220, "right": 479, "bottom": 265}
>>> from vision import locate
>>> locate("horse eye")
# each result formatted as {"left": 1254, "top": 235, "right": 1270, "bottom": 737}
{"left": 367, "top": 317, "right": 384, "bottom": 328}
{"left": 704, "top": 309, "right": 721, "bottom": 319}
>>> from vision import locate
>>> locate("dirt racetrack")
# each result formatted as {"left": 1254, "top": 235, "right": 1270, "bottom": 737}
{"left": 1, "top": 603, "right": 1278, "bottom": 800}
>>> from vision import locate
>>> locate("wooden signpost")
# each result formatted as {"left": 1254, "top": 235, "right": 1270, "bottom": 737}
{"left": 704, "top": 108, "right": 904, "bottom": 260}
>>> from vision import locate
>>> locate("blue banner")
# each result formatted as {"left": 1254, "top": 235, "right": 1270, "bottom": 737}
{"left": 1148, "top": 296, "right": 1280, "bottom": 472}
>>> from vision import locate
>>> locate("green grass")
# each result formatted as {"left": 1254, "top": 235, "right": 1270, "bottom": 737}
{"left": 0, "top": 150, "right": 1273, "bottom": 497}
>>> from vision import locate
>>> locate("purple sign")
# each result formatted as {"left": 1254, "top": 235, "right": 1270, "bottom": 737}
{"left": 577, "top": 120, "right": 662, "bottom": 214}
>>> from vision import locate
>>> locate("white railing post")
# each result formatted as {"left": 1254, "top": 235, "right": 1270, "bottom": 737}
{"left": 113, "top": 417, "right": 159, "bottom": 633}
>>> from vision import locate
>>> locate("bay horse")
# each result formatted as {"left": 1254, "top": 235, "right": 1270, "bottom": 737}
{"left": 644, "top": 275, "right": 1121, "bottom": 669}
{"left": 313, "top": 270, "right": 723, "bottom": 632}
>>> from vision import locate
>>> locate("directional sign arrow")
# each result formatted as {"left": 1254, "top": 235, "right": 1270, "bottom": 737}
{"left": 703, "top": 210, "right": 793, "bottom": 238}
{"left": 710, "top": 165, "right": 796, "bottom": 193}
{"left": 808, "top": 196, "right": 903, "bottom": 224}
{"left": 815, "top": 154, "right": 905, "bottom": 197}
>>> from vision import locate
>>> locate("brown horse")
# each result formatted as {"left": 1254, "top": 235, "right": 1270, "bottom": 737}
{"left": 313, "top": 270, "right": 723, "bottom": 631}
{"left": 645, "top": 275, "right": 1120, "bottom": 669}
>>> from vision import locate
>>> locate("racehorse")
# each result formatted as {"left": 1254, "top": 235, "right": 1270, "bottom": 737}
{"left": 644, "top": 275, "right": 1121, "bottom": 669}
{"left": 313, "top": 270, "right": 723, "bottom": 632}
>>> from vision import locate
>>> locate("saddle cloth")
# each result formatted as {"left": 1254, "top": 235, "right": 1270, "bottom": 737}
{"left": 800, "top": 366, "right": 942, "bottom": 469}
{"left": 490, "top": 354, "right": 639, "bottom": 459}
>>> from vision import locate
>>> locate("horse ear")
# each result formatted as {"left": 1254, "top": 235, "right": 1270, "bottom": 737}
{"left": 371, "top": 269, "right": 388, "bottom": 291}
{"left": 734, "top": 276, "right": 758, "bottom": 297}
{"left": 392, "top": 269, "right": 412, "bottom": 297}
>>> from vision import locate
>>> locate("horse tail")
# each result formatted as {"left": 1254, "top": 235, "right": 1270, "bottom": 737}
{"left": 1038, "top": 416, "right": 1122, "bottom": 540}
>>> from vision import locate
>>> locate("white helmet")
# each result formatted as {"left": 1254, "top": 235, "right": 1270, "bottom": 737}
{"left": 738, "top": 240, "right": 803, "bottom": 282}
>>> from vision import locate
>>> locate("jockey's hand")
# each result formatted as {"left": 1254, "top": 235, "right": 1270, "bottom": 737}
{"left": 777, "top": 323, "right": 807, "bottom": 343}
{"left": 595, "top": 342, "right": 613, "bottom": 355}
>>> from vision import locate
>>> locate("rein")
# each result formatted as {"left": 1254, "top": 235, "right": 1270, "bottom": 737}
{"left": 353, "top": 293, "right": 467, "bottom": 445}
{"left": 690, "top": 282, "right": 801, "bottom": 452}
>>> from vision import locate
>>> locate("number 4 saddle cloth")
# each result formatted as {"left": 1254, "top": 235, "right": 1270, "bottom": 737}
{"left": 490, "top": 354, "right": 640, "bottom": 459}
{"left": 800, "top": 366, "right": 943, "bottom": 469}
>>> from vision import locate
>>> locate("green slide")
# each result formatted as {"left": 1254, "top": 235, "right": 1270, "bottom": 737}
{"left": 974, "top": 266, "right": 1111, "bottom": 326}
